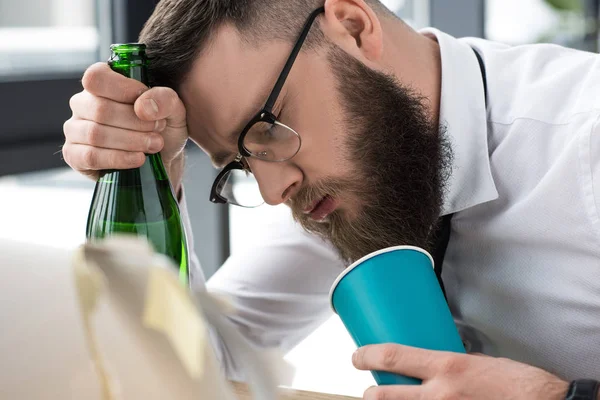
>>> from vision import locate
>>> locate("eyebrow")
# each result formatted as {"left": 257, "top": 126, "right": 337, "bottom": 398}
{"left": 211, "top": 151, "right": 235, "bottom": 169}
{"left": 211, "top": 78, "right": 287, "bottom": 169}
{"left": 209, "top": 111, "right": 253, "bottom": 169}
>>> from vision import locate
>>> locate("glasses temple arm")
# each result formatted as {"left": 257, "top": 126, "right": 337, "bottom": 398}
{"left": 263, "top": 6, "right": 325, "bottom": 112}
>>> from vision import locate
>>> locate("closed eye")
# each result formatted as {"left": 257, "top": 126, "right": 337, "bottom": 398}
{"left": 211, "top": 152, "right": 235, "bottom": 169}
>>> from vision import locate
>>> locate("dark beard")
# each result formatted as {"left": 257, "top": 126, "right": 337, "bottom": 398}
{"left": 289, "top": 45, "right": 453, "bottom": 265}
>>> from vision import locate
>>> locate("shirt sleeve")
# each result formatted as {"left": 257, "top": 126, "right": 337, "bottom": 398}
{"left": 178, "top": 186, "right": 345, "bottom": 381}
{"left": 177, "top": 185, "right": 207, "bottom": 290}
{"left": 586, "top": 114, "right": 600, "bottom": 241}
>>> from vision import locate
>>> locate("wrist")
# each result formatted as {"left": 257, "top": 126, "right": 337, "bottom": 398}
{"left": 552, "top": 379, "right": 570, "bottom": 400}
{"left": 564, "top": 379, "right": 600, "bottom": 400}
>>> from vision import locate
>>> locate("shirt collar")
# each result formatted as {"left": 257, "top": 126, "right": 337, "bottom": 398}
{"left": 419, "top": 28, "right": 499, "bottom": 215}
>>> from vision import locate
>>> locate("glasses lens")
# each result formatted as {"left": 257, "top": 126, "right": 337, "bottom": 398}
{"left": 216, "top": 168, "right": 263, "bottom": 207}
{"left": 243, "top": 120, "right": 300, "bottom": 161}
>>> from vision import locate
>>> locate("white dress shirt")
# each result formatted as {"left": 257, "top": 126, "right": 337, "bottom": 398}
{"left": 183, "top": 28, "right": 600, "bottom": 381}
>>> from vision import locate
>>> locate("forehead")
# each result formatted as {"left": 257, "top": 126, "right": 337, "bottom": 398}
{"left": 178, "top": 24, "right": 290, "bottom": 166}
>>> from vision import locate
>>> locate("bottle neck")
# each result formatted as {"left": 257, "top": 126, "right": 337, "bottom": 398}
{"left": 100, "top": 153, "right": 169, "bottom": 184}
{"left": 144, "top": 153, "right": 169, "bottom": 181}
{"left": 109, "top": 64, "right": 149, "bottom": 86}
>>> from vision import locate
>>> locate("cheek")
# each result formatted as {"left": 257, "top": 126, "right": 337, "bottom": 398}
{"left": 305, "top": 96, "right": 353, "bottom": 179}
{"left": 288, "top": 58, "right": 352, "bottom": 179}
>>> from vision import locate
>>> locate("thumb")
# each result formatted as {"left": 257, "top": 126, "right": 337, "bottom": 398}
{"left": 134, "top": 86, "right": 187, "bottom": 129}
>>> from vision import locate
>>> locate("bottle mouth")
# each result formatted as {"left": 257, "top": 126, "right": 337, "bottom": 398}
{"left": 109, "top": 43, "right": 148, "bottom": 66}
{"left": 110, "top": 43, "right": 146, "bottom": 52}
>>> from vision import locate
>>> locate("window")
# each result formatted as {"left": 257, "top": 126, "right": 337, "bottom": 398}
{"left": 486, "top": 0, "right": 598, "bottom": 51}
{"left": 0, "top": 0, "right": 112, "bottom": 177}
{"left": 382, "top": 0, "right": 430, "bottom": 28}
{"left": 0, "top": 0, "right": 107, "bottom": 81}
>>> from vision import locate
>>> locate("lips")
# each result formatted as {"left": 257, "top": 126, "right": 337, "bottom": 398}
{"left": 303, "top": 195, "right": 339, "bottom": 221}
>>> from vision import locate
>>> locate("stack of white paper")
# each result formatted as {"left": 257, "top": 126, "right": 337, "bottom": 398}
{"left": 0, "top": 235, "right": 292, "bottom": 400}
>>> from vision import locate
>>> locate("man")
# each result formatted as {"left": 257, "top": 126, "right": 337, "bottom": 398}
{"left": 62, "top": 0, "right": 600, "bottom": 398}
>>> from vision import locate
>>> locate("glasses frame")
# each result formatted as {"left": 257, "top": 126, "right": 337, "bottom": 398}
{"left": 209, "top": 154, "right": 257, "bottom": 207}
{"left": 209, "top": 6, "right": 325, "bottom": 206}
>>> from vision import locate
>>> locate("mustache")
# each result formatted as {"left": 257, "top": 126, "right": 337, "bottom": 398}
{"left": 287, "top": 177, "right": 360, "bottom": 212}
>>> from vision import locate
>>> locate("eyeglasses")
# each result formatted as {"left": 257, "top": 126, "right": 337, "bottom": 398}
{"left": 209, "top": 6, "right": 325, "bottom": 208}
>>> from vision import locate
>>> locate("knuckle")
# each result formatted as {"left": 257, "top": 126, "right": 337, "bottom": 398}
{"left": 108, "top": 151, "right": 121, "bottom": 169}
{"left": 86, "top": 122, "right": 102, "bottom": 146}
{"left": 156, "top": 86, "right": 181, "bottom": 113}
{"left": 122, "top": 86, "right": 137, "bottom": 104}
{"left": 365, "top": 387, "right": 388, "bottom": 400}
{"left": 92, "top": 98, "right": 110, "bottom": 122}
{"left": 154, "top": 86, "right": 173, "bottom": 100}
{"left": 435, "top": 389, "right": 460, "bottom": 400}
{"left": 62, "top": 118, "right": 72, "bottom": 137}
{"left": 82, "top": 147, "right": 97, "bottom": 169}
{"left": 81, "top": 63, "right": 105, "bottom": 92}
{"left": 380, "top": 345, "right": 399, "bottom": 370}
{"left": 68, "top": 92, "right": 80, "bottom": 112}
{"left": 166, "top": 88, "right": 179, "bottom": 108}
{"left": 61, "top": 145, "right": 72, "bottom": 166}
{"left": 437, "top": 355, "right": 467, "bottom": 375}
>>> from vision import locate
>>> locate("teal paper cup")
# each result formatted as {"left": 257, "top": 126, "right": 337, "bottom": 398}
{"left": 329, "top": 246, "right": 465, "bottom": 385}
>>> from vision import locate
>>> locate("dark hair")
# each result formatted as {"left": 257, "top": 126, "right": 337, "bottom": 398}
{"left": 139, "top": 0, "right": 393, "bottom": 90}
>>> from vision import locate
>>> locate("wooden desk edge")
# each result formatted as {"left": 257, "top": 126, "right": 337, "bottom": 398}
{"left": 230, "top": 381, "right": 360, "bottom": 400}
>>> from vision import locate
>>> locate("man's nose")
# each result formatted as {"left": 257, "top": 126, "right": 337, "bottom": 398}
{"left": 247, "top": 158, "right": 302, "bottom": 206}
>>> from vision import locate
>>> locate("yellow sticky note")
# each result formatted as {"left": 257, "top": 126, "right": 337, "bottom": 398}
{"left": 73, "top": 250, "right": 117, "bottom": 400}
{"left": 142, "top": 268, "right": 206, "bottom": 379}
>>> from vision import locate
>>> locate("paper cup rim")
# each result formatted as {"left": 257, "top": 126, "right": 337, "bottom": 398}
{"left": 328, "top": 245, "right": 435, "bottom": 313}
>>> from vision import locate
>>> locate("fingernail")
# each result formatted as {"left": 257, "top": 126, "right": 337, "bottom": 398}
{"left": 352, "top": 350, "right": 359, "bottom": 366}
{"left": 143, "top": 98, "right": 159, "bottom": 116}
{"left": 154, "top": 119, "right": 166, "bottom": 132}
{"left": 147, "top": 135, "right": 162, "bottom": 153}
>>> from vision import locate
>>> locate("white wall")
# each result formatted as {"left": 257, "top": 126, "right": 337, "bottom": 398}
{"left": 0, "top": 0, "right": 94, "bottom": 27}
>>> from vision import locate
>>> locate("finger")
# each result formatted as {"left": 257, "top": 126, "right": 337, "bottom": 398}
{"left": 82, "top": 62, "right": 149, "bottom": 104}
{"left": 64, "top": 119, "right": 164, "bottom": 154}
{"left": 353, "top": 344, "right": 449, "bottom": 379}
{"left": 62, "top": 143, "right": 145, "bottom": 172}
{"left": 70, "top": 91, "right": 167, "bottom": 132}
{"left": 363, "top": 385, "right": 423, "bottom": 400}
{"left": 134, "top": 86, "right": 187, "bottom": 129}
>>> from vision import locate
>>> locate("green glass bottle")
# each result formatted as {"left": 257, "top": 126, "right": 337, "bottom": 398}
{"left": 86, "top": 43, "right": 189, "bottom": 285}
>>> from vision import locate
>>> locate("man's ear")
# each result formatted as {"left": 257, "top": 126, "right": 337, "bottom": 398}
{"left": 320, "top": 0, "right": 384, "bottom": 62}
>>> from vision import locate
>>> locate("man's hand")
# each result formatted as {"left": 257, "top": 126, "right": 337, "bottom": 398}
{"left": 353, "top": 343, "right": 569, "bottom": 400}
{"left": 63, "top": 63, "right": 189, "bottom": 185}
